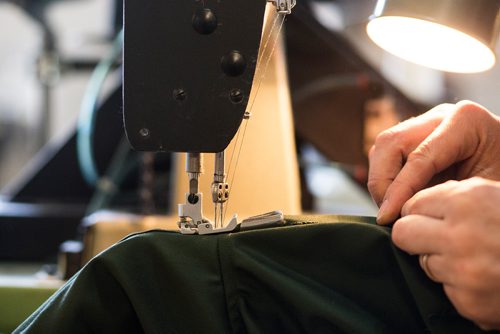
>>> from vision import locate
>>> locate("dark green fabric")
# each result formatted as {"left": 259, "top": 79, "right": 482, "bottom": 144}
{"left": 14, "top": 216, "right": 488, "bottom": 333}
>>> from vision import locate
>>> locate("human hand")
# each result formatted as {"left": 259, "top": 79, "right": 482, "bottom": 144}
{"left": 393, "top": 177, "right": 500, "bottom": 330}
{"left": 368, "top": 101, "right": 500, "bottom": 224}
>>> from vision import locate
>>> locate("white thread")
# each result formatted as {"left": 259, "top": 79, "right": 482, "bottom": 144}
{"left": 223, "top": 12, "right": 286, "bottom": 223}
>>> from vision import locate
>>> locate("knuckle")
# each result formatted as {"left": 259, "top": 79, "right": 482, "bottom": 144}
{"left": 374, "top": 129, "right": 399, "bottom": 148}
{"left": 368, "top": 145, "right": 376, "bottom": 160}
{"left": 462, "top": 177, "right": 492, "bottom": 199}
{"left": 406, "top": 149, "right": 439, "bottom": 179}
{"left": 366, "top": 179, "right": 378, "bottom": 195}
{"left": 406, "top": 145, "right": 434, "bottom": 170}
{"left": 366, "top": 177, "right": 390, "bottom": 205}
{"left": 405, "top": 150, "right": 424, "bottom": 163}
{"left": 455, "top": 100, "right": 479, "bottom": 115}
{"left": 402, "top": 191, "right": 426, "bottom": 215}
{"left": 438, "top": 181, "right": 478, "bottom": 218}
{"left": 453, "top": 101, "right": 489, "bottom": 123}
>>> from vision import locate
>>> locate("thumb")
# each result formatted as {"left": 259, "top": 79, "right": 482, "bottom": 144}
{"left": 378, "top": 102, "right": 481, "bottom": 224}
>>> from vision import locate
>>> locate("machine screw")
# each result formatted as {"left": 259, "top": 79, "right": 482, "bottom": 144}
{"left": 221, "top": 50, "right": 246, "bottom": 77}
{"left": 229, "top": 89, "right": 244, "bottom": 104}
{"left": 139, "top": 128, "right": 150, "bottom": 137}
{"left": 188, "top": 193, "right": 199, "bottom": 204}
{"left": 192, "top": 8, "right": 218, "bottom": 35}
{"left": 173, "top": 88, "right": 187, "bottom": 101}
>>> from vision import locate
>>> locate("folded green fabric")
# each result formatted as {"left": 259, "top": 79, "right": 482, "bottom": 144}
{"left": 14, "top": 215, "right": 489, "bottom": 333}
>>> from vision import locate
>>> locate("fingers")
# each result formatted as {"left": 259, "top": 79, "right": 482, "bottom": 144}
{"left": 400, "top": 178, "right": 500, "bottom": 331}
{"left": 401, "top": 180, "right": 459, "bottom": 218}
{"left": 392, "top": 215, "right": 445, "bottom": 255}
{"left": 368, "top": 106, "right": 448, "bottom": 208}
{"left": 394, "top": 181, "right": 456, "bottom": 265}
{"left": 373, "top": 102, "right": 483, "bottom": 224}
{"left": 419, "top": 254, "right": 451, "bottom": 283}
{"left": 393, "top": 214, "right": 459, "bottom": 286}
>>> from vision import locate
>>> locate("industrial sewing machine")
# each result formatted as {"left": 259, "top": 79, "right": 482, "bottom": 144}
{"left": 122, "top": 0, "right": 300, "bottom": 235}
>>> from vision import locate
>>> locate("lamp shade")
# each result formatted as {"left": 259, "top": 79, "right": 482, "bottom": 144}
{"left": 367, "top": 0, "right": 500, "bottom": 73}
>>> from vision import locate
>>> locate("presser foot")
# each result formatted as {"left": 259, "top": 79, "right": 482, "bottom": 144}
{"left": 178, "top": 214, "right": 240, "bottom": 235}
{"left": 178, "top": 195, "right": 285, "bottom": 235}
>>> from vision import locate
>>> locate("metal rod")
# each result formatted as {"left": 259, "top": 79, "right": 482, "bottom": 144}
{"left": 186, "top": 152, "right": 203, "bottom": 195}
{"left": 214, "top": 151, "right": 225, "bottom": 183}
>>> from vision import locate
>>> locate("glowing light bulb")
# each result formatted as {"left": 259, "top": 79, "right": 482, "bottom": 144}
{"left": 367, "top": 16, "right": 496, "bottom": 73}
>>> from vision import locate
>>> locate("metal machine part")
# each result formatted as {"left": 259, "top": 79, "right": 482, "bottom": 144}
{"left": 124, "top": 0, "right": 294, "bottom": 234}
{"left": 186, "top": 153, "right": 203, "bottom": 196}
{"left": 211, "top": 152, "right": 229, "bottom": 228}
{"left": 123, "top": 0, "right": 267, "bottom": 152}
{"left": 176, "top": 2, "right": 294, "bottom": 235}
{"left": 178, "top": 210, "right": 285, "bottom": 235}
{"left": 178, "top": 153, "right": 207, "bottom": 228}
{"left": 268, "top": 0, "right": 296, "bottom": 15}
{"left": 178, "top": 151, "right": 230, "bottom": 232}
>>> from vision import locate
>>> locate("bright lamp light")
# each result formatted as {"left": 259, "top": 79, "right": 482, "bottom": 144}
{"left": 367, "top": 0, "right": 500, "bottom": 73}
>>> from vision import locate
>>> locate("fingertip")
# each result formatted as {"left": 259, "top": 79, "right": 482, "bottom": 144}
{"left": 376, "top": 213, "right": 397, "bottom": 225}
{"left": 391, "top": 217, "right": 408, "bottom": 248}
{"left": 376, "top": 200, "right": 397, "bottom": 225}
{"left": 401, "top": 200, "right": 412, "bottom": 217}
{"left": 366, "top": 179, "right": 390, "bottom": 207}
{"left": 376, "top": 216, "right": 391, "bottom": 225}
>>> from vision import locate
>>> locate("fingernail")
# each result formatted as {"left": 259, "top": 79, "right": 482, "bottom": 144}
{"left": 377, "top": 199, "right": 389, "bottom": 224}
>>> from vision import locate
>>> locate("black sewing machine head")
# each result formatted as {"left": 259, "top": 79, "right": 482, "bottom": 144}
{"left": 123, "top": 0, "right": 267, "bottom": 153}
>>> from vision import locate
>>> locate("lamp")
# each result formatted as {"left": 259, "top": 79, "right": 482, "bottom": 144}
{"left": 366, "top": 0, "right": 500, "bottom": 73}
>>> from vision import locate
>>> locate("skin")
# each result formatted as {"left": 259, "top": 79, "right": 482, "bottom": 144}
{"left": 367, "top": 101, "right": 500, "bottom": 329}
{"left": 396, "top": 178, "right": 500, "bottom": 330}
{"left": 368, "top": 100, "right": 500, "bottom": 223}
